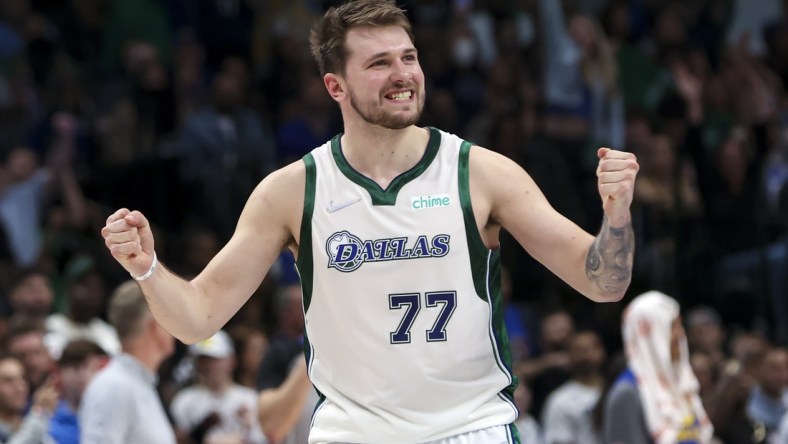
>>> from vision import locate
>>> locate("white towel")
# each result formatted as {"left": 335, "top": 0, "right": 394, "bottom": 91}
{"left": 622, "top": 290, "right": 714, "bottom": 444}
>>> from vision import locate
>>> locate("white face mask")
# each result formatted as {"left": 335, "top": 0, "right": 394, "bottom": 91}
{"left": 452, "top": 37, "right": 477, "bottom": 68}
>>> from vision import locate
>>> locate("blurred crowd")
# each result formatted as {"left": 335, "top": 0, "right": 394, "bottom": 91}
{"left": 0, "top": 0, "right": 786, "bottom": 443}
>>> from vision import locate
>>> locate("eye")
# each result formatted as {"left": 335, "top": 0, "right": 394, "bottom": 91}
{"left": 403, "top": 54, "right": 417, "bottom": 62}
{"left": 369, "top": 60, "right": 387, "bottom": 68}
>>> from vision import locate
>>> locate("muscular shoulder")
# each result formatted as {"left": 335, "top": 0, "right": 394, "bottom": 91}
{"left": 467, "top": 144, "right": 547, "bottom": 224}
{"left": 243, "top": 160, "right": 306, "bottom": 242}
{"left": 468, "top": 145, "right": 539, "bottom": 193}
{"left": 467, "top": 144, "right": 518, "bottom": 176}
{"left": 253, "top": 160, "right": 306, "bottom": 201}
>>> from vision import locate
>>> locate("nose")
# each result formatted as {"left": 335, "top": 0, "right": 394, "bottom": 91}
{"left": 390, "top": 61, "right": 413, "bottom": 83}
{"left": 391, "top": 71, "right": 411, "bottom": 82}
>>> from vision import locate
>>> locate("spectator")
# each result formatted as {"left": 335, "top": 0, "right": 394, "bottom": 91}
{"left": 48, "top": 339, "right": 107, "bottom": 444}
{"left": 632, "top": 132, "right": 703, "bottom": 295}
{"left": 518, "top": 309, "right": 574, "bottom": 419}
{"left": 747, "top": 347, "right": 788, "bottom": 438}
{"left": 513, "top": 379, "right": 543, "bottom": 444}
{"left": 538, "top": 0, "right": 624, "bottom": 150}
{"left": 5, "top": 269, "right": 54, "bottom": 330}
{"left": 44, "top": 255, "right": 120, "bottom": 359}
{"left": 590, "top": 352, "right": 627, "bottom": 438}
{"left": 0, "top": 139, "right": 86, "bottom": 269}
{"left": 174, "top": 223, "right": 221, "bottom": 279}
{"left": 170, "top": 330, "right": 266, "bottom": 444}
{"left": 604, "top": 290, "right": 714, "bottom": 444}
{"left": 191, "top": 0, "right": 255, "bottom": 71}
{"left": 685, "top": 305, "right": 727, "bottom": 372}
{"left": 256, "top": 284, "right": 304, "bottom": 391}
{"left": 96, "top": 41, "right": 173, "bottom": 167}
{"left": 689, "top": 351, "right": 716, "bottom": 405}
{"left": 501, "top": 265, "right": 533, "bottom": 362}
{"left": 705, "top": 352, "right": 768, "bottom": 444}
{"left": 99, "top": 0, "right": 173, "bottom": 77}
{"left": 726, "top": 0, "right": 783, "bottom": 57}
{"left": 541, "top": 330, "right": 606, "bottom": 444}
{"left": 255, "top": 283, "right": 314, "bottom": 444}
{"left": 0, "top": 353, "right": 59, "bottom": 444}
{"left": 275, "top": 72, "right": 339, "bottom": 166}
{"left": 79, "top": 280, "right": 176, "bottom": 444}
{"left": 228, "top": 325, "right": 268, "bottom": 390}
{"left": 5, "top": 321, "right": 54, "bottom": 396}
{"left": 175, "top": 65, "right": 277, "bottom": 240}
{"left": 0, "top": 0, "right": 37, "bottom": 147}
{"left": 257, "top": 356, "right": 313, "bottom": 444}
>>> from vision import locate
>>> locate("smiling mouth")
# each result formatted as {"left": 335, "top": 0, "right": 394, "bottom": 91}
{"left": 385, "top": 90, "right": 413, "bottom": 101}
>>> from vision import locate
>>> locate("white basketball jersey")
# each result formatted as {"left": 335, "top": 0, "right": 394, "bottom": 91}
{"left": 296, "top": 128, "right": 520, "bottom": 444}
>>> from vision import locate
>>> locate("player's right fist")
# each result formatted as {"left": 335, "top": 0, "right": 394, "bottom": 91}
{"left": 101, "top": 208, "right": 156, "bottom": 278}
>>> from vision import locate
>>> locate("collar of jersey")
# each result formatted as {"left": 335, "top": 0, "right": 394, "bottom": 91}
{"left": 330, "top": 127, "right": 441, "bottom": 206}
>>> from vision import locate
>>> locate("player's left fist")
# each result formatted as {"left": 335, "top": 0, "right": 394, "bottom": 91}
{"left": 596, "top": 147, "right": 639, "bottom": 225}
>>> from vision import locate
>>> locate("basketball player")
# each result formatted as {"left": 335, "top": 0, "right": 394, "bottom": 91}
{"left": 101, "top": 1, "right": 639, "bottom": 442}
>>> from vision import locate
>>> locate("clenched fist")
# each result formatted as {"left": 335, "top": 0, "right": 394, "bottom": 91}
{"left": 101, "top": 208, "right": 156, "bottom": 278}
{"left": 596, "top": 147, "right": 639, "bottom": 226}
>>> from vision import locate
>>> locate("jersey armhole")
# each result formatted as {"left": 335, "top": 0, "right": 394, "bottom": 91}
{"left": 458, "top": 141, "right": 488, "bottom": 257}
{"left": 296, "top": 153, "right": 316, "bottom": 312}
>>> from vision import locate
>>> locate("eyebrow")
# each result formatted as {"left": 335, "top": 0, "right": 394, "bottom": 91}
{"left": 363, "top": 47, "right": 418, "bottom": 65}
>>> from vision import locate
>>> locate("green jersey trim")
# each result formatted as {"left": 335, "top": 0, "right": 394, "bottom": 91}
{"left": 458, "top": 140, "right": 489, "bottom": 301}
{"left": 297, "top": 153, "right": 316, "bottom": 313}
{"left": 507, "top": 422, "right": 522, "bottom": 443}
{"left": 459, "top": 141, "right": 519, "bottom": 416}
{"left": 294, "top": 266, "right": 325, "bottom": 419}
{"left": 293, "top": 163, "right": 325, "bottom": 427}
{"left": 330, "top": 127, "right": 441, "bottom": 205}
{"left": 486, "top": 250, "right": 518, "bottom": 406}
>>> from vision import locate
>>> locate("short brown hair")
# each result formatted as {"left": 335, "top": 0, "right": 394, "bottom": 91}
{"left": 108, "top": 280, "right": 150, "bottom": 341}
{"left": 310, "top": 0, "right": 414, "bottom": 76}
{"left": 58, "top": 339, "right": 106, "bottom": 368}
{"left": 4, "top": 318, "right": 44, "bottom": 350}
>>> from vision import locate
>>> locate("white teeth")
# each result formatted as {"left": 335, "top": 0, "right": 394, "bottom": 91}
{"left": 390, "top": 91, "right": 412, "bottom": 100}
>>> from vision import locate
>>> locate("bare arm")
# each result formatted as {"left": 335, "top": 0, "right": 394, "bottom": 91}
{"left": 102, "top": 162, "right": 305, "bottom": 343}
{"left": 257, "top": 358, "right": 312, "bottom": 443}
{"left": 585, "top": 216, "right": 635, "bottom": 296}
{"left": 471, "top": 146, "right": 637, "bottom": 302}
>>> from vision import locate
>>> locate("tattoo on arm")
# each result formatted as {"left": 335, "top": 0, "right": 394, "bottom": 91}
{"left": 586, "top": 216, "right": 634, "bottom": 295}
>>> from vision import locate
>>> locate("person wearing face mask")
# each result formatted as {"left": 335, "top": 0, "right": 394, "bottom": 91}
{"left": 603, "top": 291, "right": 714, "bottom": 444}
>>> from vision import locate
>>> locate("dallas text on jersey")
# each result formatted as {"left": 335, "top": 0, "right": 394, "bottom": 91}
{"left": 326, "top": 231, "right": 451, "bottom": 272}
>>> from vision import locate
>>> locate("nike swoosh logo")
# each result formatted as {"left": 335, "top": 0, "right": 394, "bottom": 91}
{"left": 326, "top": 198, "right": 361, "bottom": 213}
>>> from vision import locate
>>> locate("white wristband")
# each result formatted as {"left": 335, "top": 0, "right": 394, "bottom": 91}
{"left": 131, "top": 251, "right": 158, "bottom": 281}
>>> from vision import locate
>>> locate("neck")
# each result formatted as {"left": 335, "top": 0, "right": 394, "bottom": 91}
{"left": 340, "top": 124, "right": 429, "bottom": 188}
{"left": 0, "top": 411, "right": 21, "bottom": 429}
{"left": 205, "top": 378, "right": 232, "bottom": 394}
{"left": 124, "top": 340, "right": 165, "bottom": 373}
{"left": 67, "top": 312, "right": 91, "bottom": 325}
{"left": 573, "top": 373, "right": 603, "bottom": 387}
{"left": 65, "top": 395, "right": 80, "bottom": 411}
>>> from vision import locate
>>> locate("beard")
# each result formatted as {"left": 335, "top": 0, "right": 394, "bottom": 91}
{"left": 348, "top": 86, "right": 425, "bottom": 129}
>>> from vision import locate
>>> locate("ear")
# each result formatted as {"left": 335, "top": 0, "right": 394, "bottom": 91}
{"left": 324, "top": 73, "right": 346, "bottom": 102}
